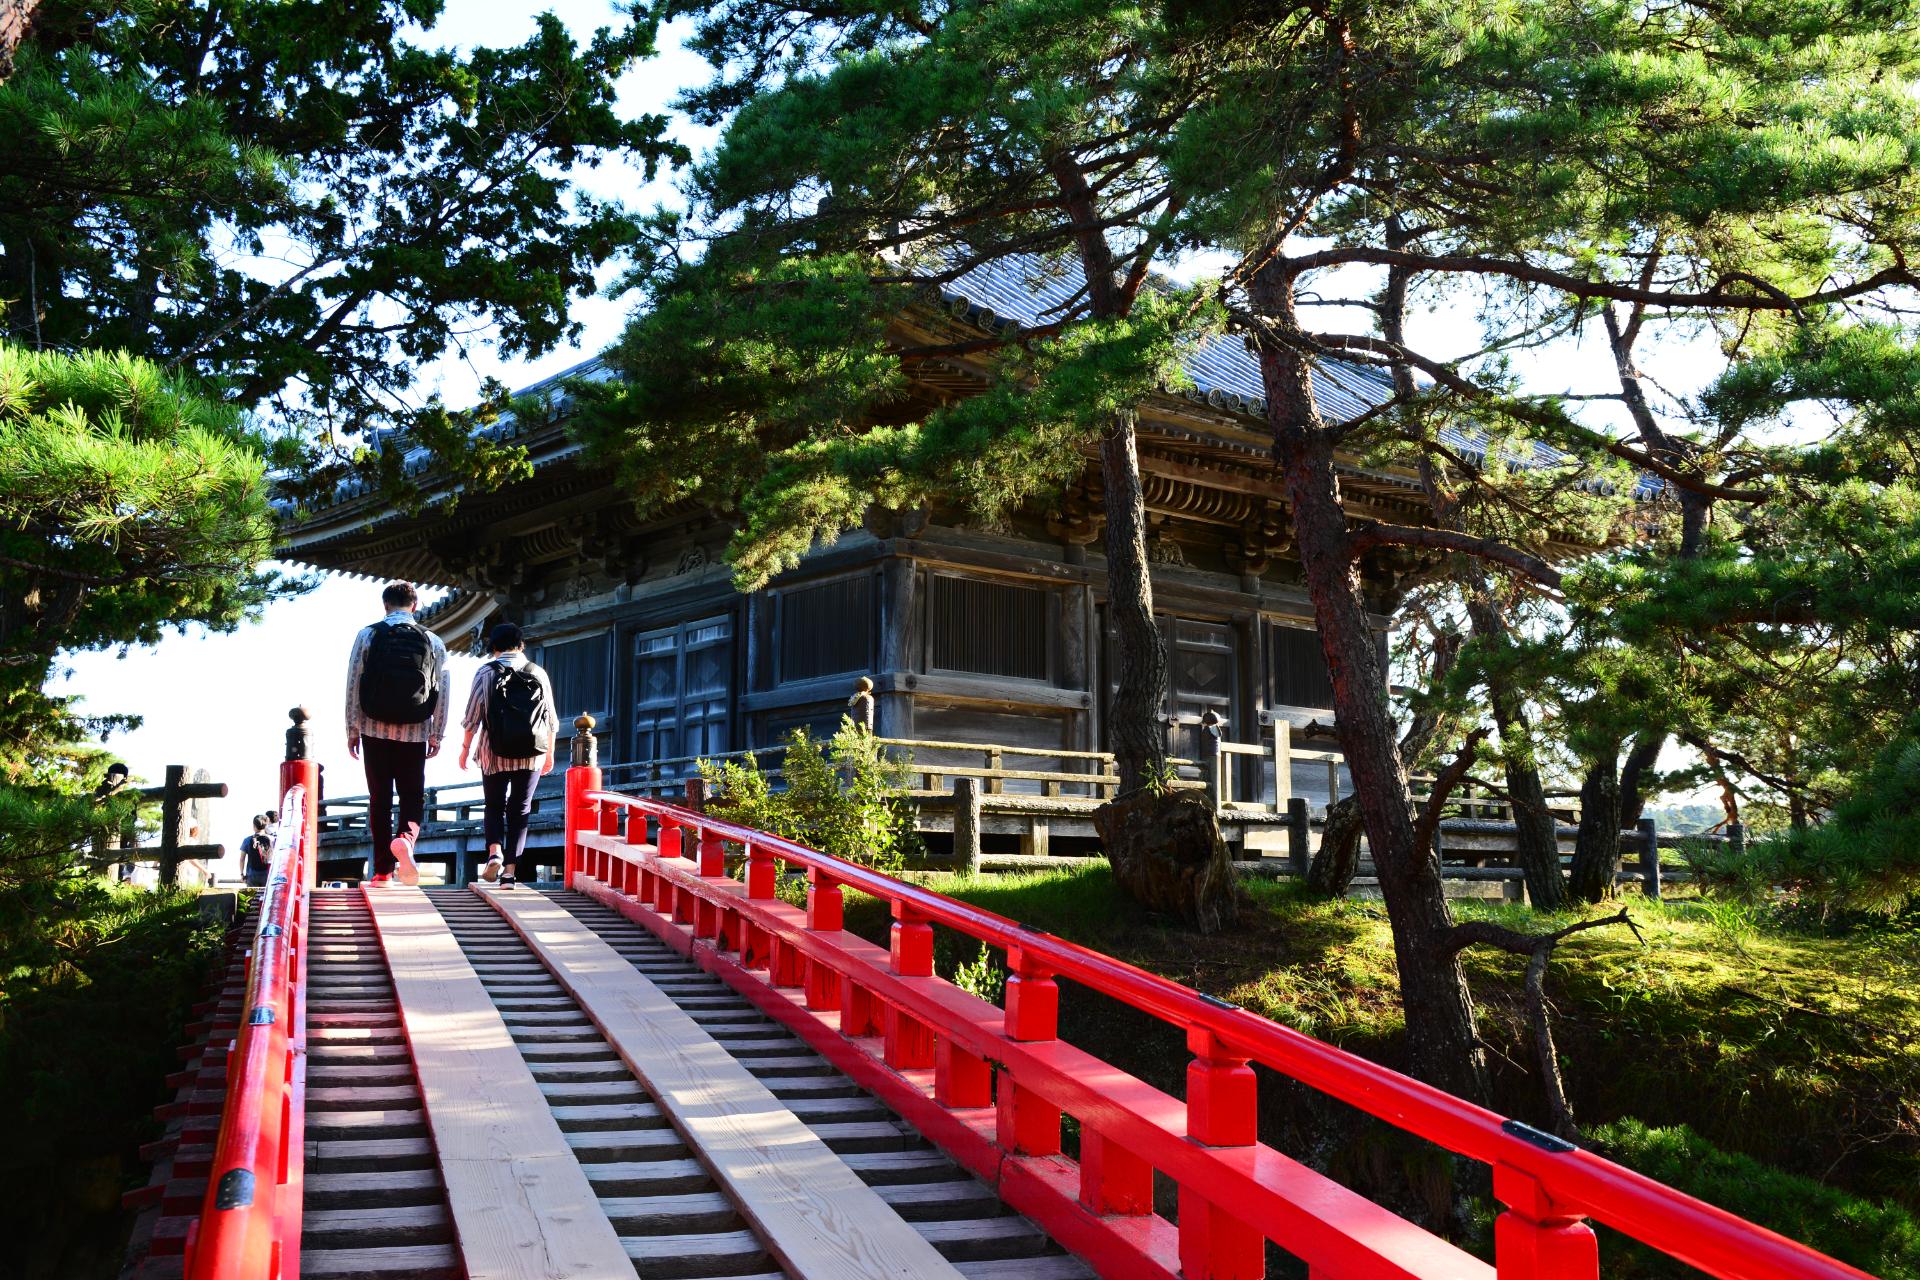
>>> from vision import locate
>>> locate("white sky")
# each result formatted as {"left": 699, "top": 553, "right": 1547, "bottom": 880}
{"left": 49, "top": 4, "right": 1737, "bottom": 873}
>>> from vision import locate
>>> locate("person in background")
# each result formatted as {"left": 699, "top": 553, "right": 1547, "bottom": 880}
{"left": 344, "top": 581, "right": 448, "bottom": 886}
{"left": 240, "top": 814, "right": 272, "bottom": 887}
{"left": 458, "top": 622, "right": 557, "bottom": 887}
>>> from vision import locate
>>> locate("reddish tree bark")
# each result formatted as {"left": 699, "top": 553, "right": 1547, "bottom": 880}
{"left": 1252, "top": 266, "right": 1489, "bottom": 1101}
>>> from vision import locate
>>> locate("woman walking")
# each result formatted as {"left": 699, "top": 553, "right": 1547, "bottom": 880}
{"left": 458, "top": 622, "right": 558, "bottom": 886}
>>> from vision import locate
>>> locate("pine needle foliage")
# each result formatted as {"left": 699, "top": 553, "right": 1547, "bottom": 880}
{"left": 2, "top": 0, "right": 682, "bottom": 501}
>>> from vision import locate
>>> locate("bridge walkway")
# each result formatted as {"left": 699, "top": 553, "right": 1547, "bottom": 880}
{"left": 292, "top": 883, "right": 1086, "bottom": 1280}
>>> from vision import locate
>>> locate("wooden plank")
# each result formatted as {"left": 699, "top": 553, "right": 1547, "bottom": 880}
{"left": 485, "top": 886, "right": 966, "bottom": 1280}
{"left": 364, "top": 886, "right": 634, "bottom": 1280}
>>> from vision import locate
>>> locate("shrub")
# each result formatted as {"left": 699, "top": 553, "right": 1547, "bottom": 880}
{"left": 700, "top": 718, "right": 921, "bottom": 872}
{"left": 1591, "top": 1119, "right": 1920, "bottom": 1279}
{"left": 0, "top": 875, "right": 224, "bottom": 1275}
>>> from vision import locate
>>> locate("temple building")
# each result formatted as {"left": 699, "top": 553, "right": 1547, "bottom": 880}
{"left": 279, "top": 261, "right": 1457, "bottom": 865}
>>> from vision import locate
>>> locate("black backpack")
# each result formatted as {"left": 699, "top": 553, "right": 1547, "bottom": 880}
{"left": 359, "top": 621, "right": 439, "bottom": 724}
{"left": 486, "top": 661, "right": 551, "bottom": 759}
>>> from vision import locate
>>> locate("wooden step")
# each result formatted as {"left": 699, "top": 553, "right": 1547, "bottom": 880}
{"left": 306, "top": 1168, "right": 444, "bottom": 1208}
{"left": 302, "top": 1203, "right": 454, "bottom": 1249}
{"left": 301, "top": 1242, "right": 462, "bottom": 1279}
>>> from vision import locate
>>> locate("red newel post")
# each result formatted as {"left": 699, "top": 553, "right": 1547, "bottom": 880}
{"left": 562, "top": 715, "right": 600, "bottom": 890}
{"left": 1494, "top": 1164, "right": 1599, "bottom": 1280}
{"left": 654, "top": 821, "right": 681, "bottom": 916}
{"left": 885, "top": 901, "right": 935, "bottom": 1069}
{"left": 280, "top": 708, "right": 320, "bottom": 890}
{"left": 623, "top": 808, "right": 646, "bottom": 896}
{"left": 746, "top": 842, "right": 775, "bottom": 899}
{"left": 805, "top": 869, "right": 843, "bottom": 1010}
{"left": 1181, "top": 1027, "right": 1263, "bottom": 1280}
{"left": 741, "top": 842, "right": 774, "bottom": 969}
{"left": 998, "top": 946, "right": 1061, "bottom": 1155}
{"left": 689, "top": 827, "right": 724, "bottom": 938}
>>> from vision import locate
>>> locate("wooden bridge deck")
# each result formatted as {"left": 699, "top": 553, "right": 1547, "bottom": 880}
{"left": 244, "top": 885, "right": 1089, "bottom": 1280}
{"left": 138, "top": 762, "right": 1864, "bottom": 1280}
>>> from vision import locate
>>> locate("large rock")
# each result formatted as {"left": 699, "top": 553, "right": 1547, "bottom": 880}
{"left": 1094, "top": 788, "right": 1237, "bottom": 933}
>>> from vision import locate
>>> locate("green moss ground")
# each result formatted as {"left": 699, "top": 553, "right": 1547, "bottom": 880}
{"left": 838, "top": 866, "right": 1920, "bottom": 1276}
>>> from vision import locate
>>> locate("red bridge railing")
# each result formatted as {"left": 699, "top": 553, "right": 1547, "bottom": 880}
{"left": 568, "top": 766, "right": 1869, "bottom": 1280}
{"left": 184, "top": 757, "right": 318, "bottom": 1280}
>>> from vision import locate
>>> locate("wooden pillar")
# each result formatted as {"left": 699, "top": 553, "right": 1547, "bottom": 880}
{"left": 875, "top": 555, "right": 916, "bottom": 739}
{"left": 1639, "top": 815, "right": 1662, "bottom": 900}
{"left": 1236, "top": 613, "right": 1262, "bottom": 805}
{"left": 158, "top": 764, "right": 184, "bottom": 888}
{"left": 1286, "top": 797, "right": 1311, "bottom": 878}
{"left": 1270, "top": 719, "right": 1291, "bottom": 813}
{"left": 953, "top": 777, "right": 981, "bottom": 874}
{"left": 1059, "top": 583, "right": 1091, "bottom": 756}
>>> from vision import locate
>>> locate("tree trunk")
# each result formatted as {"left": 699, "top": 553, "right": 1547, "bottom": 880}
{"left": 1306, "top": 793, "right": 1365, "bottom": 895}
{"left": 1253, "top": 270, "right": 1488, "bottom": 1101}
{"left": 1092, "top": 410, "right": 1237, "bottom": 929}
{"left": 1050, "top": 156, "right": 1234, "bottom": 929}
{"left": 1100, "top": 412, "right": 1168, "bottom": 793}
{"left": 1095, "top": 787, "right": 1236, "bottom": 933}
{"left": 1619, "top": 736, "right": 1660, "bottom": 829}
{"left": 1501, "top": 728, "right": 1566, "bottom": 910}
{"left": 1463, "top": 593, "right": 1567, "bottom": 910}
{"left": 1567, "top": 749, "right": 1623, "bottom": 903}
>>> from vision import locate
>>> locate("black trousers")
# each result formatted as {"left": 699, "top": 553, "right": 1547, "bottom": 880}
{"left": 362, "top": 736, "right": 427, "bottom": 876}
{"left": 483, "top": 769, "right": 538, "bottom": 879}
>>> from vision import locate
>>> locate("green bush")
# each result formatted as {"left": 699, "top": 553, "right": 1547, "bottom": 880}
{"left": 700, "top": 719, "right": 922, "bottom": 872}
{"left": 1592, "top": 1120, "right": 1920, "bottom": 1279}
{"left": 0, "top": 876, "right": 225, "bottom": 1277}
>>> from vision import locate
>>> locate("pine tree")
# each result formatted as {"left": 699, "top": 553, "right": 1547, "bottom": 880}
{"left": 581, "top": 0, "right": 1240, "bottom": 926}
{"left": 1166, "top": 0, "right": 1920, "bottom": 1096}
{"left": 1, "top": 0, "right": 680, "bottom": 497}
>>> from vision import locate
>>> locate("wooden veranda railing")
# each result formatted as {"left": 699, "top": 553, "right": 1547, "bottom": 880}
{"left": 562, "top": 752, "right": 1869, "bottom": 1280}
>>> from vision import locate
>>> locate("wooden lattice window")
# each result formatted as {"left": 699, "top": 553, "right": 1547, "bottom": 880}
{"left": 1268, "top": 622, "right": 1334, "bottom": 709}
{"left": 539, "top": 633, "right": 611, "bottom": 724}
{"left": 929, "top": 575, "right": 1049, "bottom": 681}
{"left": 777, "top": 575, "right": 872, "bottom": 683}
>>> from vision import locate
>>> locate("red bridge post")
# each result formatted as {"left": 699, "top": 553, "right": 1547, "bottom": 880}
{"left": 563, "top": 714, "right": 600, "bottom": 890}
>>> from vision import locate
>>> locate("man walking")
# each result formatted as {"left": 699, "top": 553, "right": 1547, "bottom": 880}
{"left": 458, "top": 622, "right": 558, "bottom": 887}
{"left": 345, "top": 581, "right": 448, "bottom": 886}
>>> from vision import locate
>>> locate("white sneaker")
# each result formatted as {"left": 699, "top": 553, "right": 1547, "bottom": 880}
{"left": 390, "top": 834, "right": 420, "bottom": 886}
{"left": 480, "top": 855, "right": 503, "bottom": 883}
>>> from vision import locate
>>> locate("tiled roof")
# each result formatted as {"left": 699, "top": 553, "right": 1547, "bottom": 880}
{"left": 289, "top": 255, "right": 1654, "bottom": 516}
{"left": 939, "top": 256, "right": 1657, "bottom": 497}
{"left": 937, "top": 256, "right": 1397, "bottom": 424}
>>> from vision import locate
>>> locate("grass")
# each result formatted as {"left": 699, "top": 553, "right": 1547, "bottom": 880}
{"left": 839, "top": 866, "right": 1920, "bottom": 1271}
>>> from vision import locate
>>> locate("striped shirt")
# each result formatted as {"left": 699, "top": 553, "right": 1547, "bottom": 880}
{"left": 344, "top": 611, "right": 451, "bottom": 745}
{"left": 462, "top": 653, "right": 558, "bottom": 774}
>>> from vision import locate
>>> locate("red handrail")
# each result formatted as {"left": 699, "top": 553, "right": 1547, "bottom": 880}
{"left": 184, "top": 762, "right": 316, "bottom": 1280}
{"left": 584, "top": 787, "right": 1871, "bottom": 1280}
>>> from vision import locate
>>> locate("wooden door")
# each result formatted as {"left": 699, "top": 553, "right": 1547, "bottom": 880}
{"left": 1165, "top": 617, "right": 1235, "bottom": 763}
{"left": 631, "top": 615, "right": 733, "bottom": 772}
